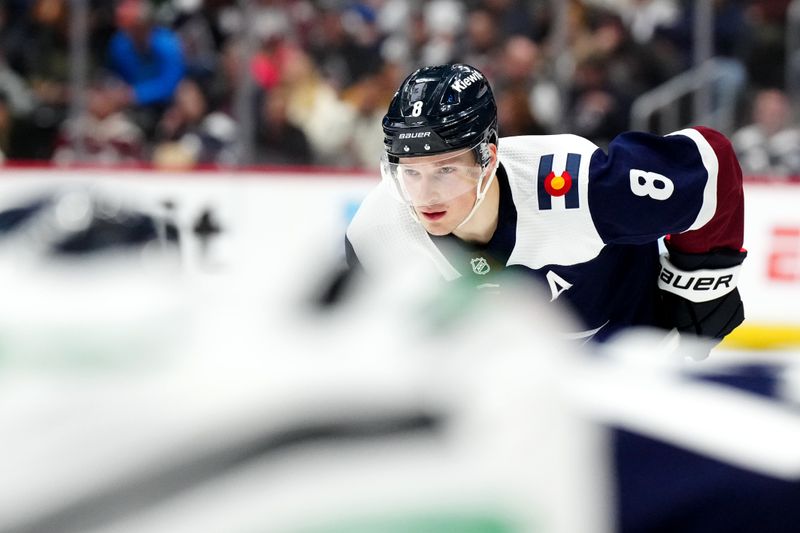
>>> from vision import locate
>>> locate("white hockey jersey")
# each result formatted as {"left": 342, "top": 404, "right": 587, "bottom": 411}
{"left": 346, "top": 128, "right": 744, "bottom": 340}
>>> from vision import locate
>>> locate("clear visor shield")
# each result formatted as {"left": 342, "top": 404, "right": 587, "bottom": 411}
{"left": 381, "top": 145, "right": 488, "bottom": 208}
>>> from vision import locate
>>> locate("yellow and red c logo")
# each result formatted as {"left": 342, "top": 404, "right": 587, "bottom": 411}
{"left": 544, "top": 171, "right": 572, "bottom": 197}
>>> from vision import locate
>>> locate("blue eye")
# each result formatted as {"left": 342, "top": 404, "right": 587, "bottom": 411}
{"left": 438, "top": 166, "right": 456, "bottom": 174}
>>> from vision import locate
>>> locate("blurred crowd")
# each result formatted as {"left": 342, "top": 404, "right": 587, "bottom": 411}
{"left": 0, "top": 0, "right": 798, "bottom": 176}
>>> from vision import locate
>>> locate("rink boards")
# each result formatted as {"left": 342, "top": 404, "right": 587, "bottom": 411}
{"left": 0, "top": 166, "right": 796, "bottom": 348}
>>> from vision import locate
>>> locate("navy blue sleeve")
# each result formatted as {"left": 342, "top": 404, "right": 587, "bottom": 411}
{"left": 588, "top": 131, "right": 711, "bottom": 246}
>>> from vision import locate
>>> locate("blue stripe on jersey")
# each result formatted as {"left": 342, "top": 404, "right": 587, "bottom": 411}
{"left": 537, "top": 154, "right": 554, "bottom": 210}
{"left": 565, "top": 153, "right": 581, "bottom": 209}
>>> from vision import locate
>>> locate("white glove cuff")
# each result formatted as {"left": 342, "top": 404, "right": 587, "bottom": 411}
{"left": 657, "top": 253, "right": 741, "bottom": 303}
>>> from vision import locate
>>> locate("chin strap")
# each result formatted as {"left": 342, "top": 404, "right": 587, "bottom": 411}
{"left": 455, "top": 157, "right": 499, "bottom": 230}
{"left": 407, "top": 205, "right": 421, "bottom": 224}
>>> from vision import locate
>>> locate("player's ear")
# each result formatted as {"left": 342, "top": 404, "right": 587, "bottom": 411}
{"left": 487, "top": 143, "right": 498, "bottom": 166}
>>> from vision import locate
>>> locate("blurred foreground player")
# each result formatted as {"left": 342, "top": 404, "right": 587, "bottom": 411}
{"left": 345, "top": 64, "right": 746, "bottom": 343}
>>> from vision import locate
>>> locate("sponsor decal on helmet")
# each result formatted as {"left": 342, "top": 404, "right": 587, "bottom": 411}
{"left": 450, "top": 71, "right": 484, "bottom": 93}
{"left": 478, "top": 141, "right": 492, "bottom": 166}
{"left": 544, "top": 171, "right": 573, "bottom": 197}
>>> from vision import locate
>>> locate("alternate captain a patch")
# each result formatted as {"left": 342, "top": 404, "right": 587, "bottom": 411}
{"left": 538, "top": 153, "right": 581, "bottom": 210}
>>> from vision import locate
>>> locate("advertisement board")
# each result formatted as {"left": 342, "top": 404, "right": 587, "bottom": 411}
{"left": 0, "top": 167, "right": 795, "bottom": 347}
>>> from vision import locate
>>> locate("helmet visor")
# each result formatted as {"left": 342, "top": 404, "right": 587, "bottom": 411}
{"left": 380, "top": 146, "right": 484, "bottom": 208}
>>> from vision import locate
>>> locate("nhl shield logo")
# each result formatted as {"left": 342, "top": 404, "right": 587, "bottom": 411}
{"left": 470, "top": 257, "right": 491, "bottom": 275}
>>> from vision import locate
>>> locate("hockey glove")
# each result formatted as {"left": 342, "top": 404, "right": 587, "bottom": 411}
{"left": 657, "top": 247, "right": 747, "bottom": 341}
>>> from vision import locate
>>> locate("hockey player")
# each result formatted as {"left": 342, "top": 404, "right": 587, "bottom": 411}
{"left": 345, "top": 64, "right": 746, "bottom": 342}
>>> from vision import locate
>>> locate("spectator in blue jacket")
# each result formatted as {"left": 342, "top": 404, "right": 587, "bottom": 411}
{"left": 108, "top": 0, "right": 185, "bottom": 109}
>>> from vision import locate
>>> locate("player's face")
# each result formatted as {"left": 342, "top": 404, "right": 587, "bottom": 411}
{"left": 396, "top": 149, "right": 481, "bottom": 235}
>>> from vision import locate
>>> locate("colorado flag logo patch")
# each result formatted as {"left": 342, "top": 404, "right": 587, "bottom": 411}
{"left": 544, "top": 171, "right": 572, "bottom": 197}
{"left": 538, "top": 153, "right": 581, "bottom": 210}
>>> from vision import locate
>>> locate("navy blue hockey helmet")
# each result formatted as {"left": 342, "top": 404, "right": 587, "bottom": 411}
{"left": 382, "top": 64, "right": 498, "bottom": 164}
